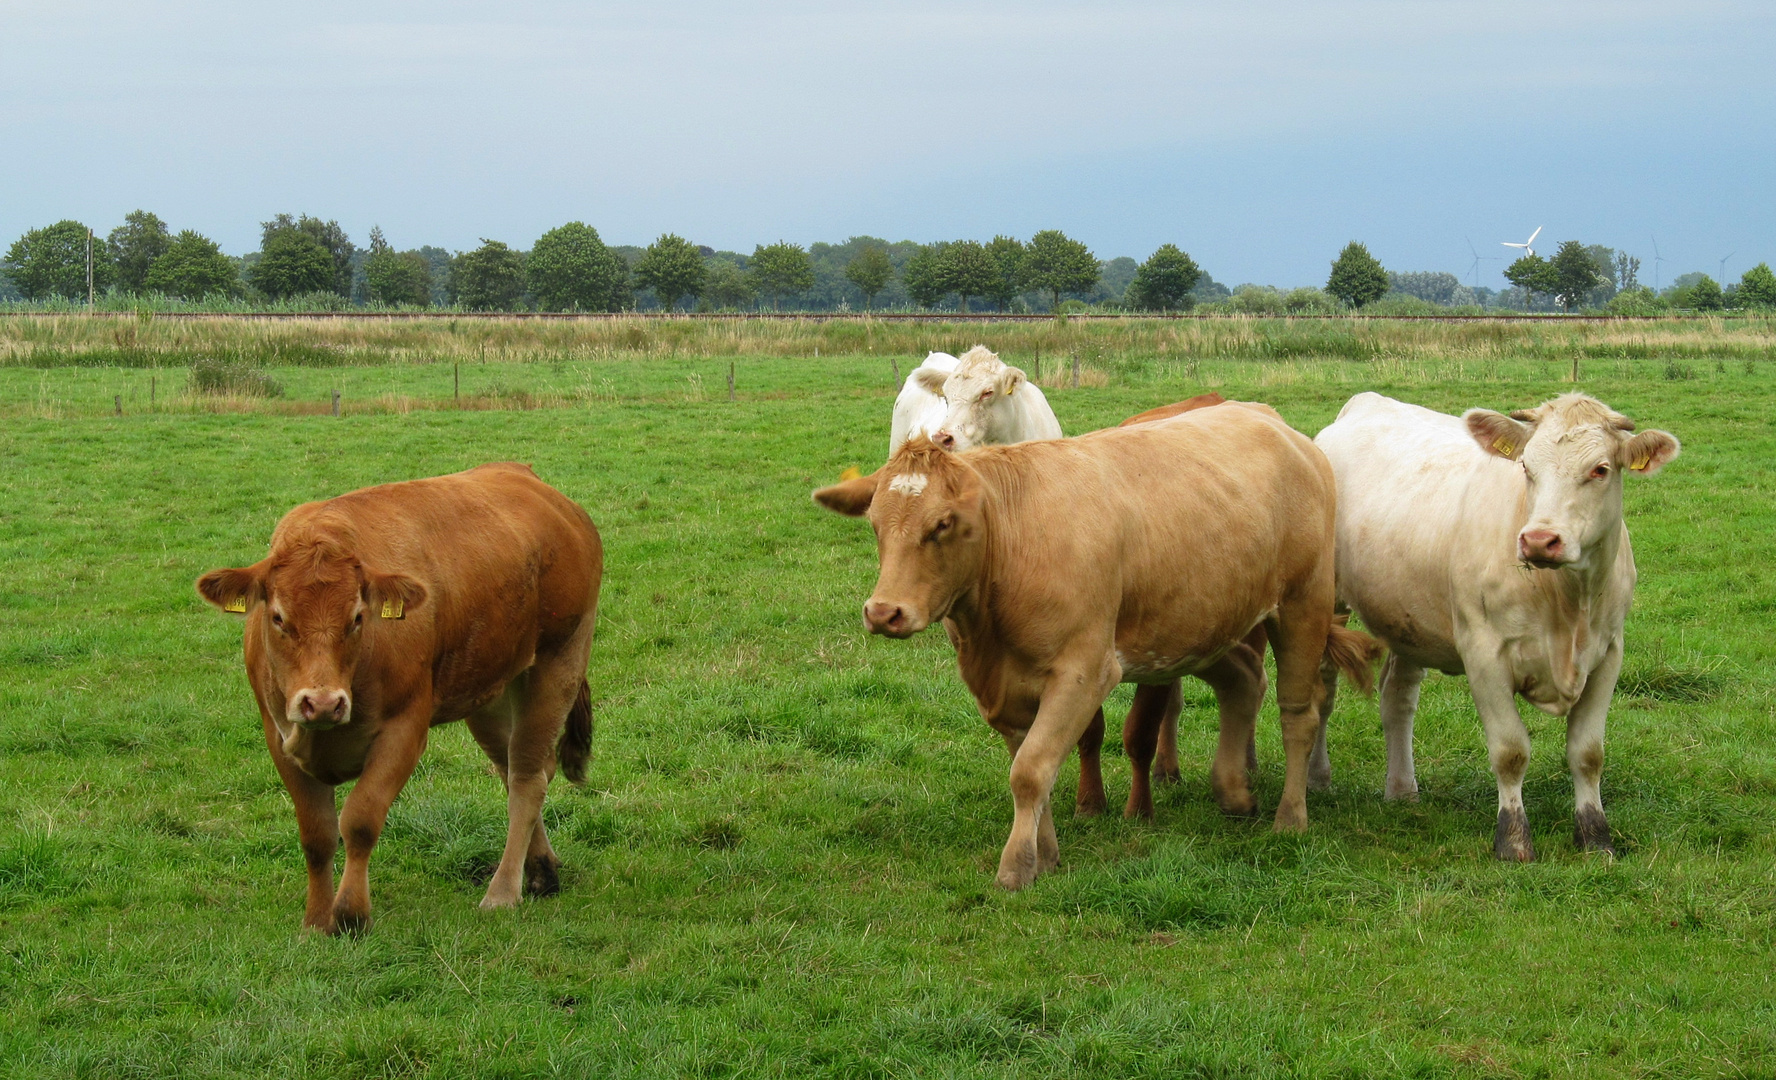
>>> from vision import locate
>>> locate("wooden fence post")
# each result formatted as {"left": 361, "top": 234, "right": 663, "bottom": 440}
{"left": 332, "top": 389, "right": 340, "bottom": 417}
{"left": 1071, "top": 355, "right": 1080, "bottom": 389}
{"left": 728, "top": 361, "right": 736, "bottom": 402}
{"left": 454, "top": 362, "right": 460, "bottom": 406}
{"left": 150, "top": 374, "right": 155, "bottom": 410}
{"left": 891, "top": 358, "right": 900, "bottom": 385}
{"left": 114, "top": 394, "right": 122, "bottom": 416}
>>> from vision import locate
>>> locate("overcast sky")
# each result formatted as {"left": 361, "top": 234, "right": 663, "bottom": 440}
{"left": 4, "top": 1, "right": 1771, "bottom": 288}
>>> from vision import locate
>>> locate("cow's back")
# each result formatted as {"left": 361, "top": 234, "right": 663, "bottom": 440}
{"left": 1315, "top": 393, "right": 1525, "bottom": 671}
{"left": 272, "top": 463, "right": 601, "bottom": 716}
{"left": 965, "top": 402, "right": 1333, "bottom": 673}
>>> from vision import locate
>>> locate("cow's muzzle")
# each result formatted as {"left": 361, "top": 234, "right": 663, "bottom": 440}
{"left": 1518, "top": 529, "right": 1572, "bottom": 568}
{"left": 289, "top": 687, "right": 351, "bottom": 727}
{"left": 863, "top": 599, "right": 925, "bottom": 638}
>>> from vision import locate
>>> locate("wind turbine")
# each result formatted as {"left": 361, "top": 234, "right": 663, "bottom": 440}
{"left": 1651, "top": 236, "right": 1666, "bottom": 292}
{"left": 1502, "top": 226, "right": 1543, "bottom": 261}
{"left": 1719, "top": 252, "right": 1736, "bottom": 281}
{"left": 1466, "top": 237, "right": 1501, "bottom": 288}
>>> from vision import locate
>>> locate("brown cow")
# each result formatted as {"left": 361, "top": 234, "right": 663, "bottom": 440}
{"left": 196, "top": 463, "right": 602, "bottom": 933}
{"left": 814, "top": 405, "right": 1376, "bottom": 889}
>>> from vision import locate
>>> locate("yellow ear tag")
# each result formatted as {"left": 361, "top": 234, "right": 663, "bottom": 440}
{"left": 380, "top": 597, "right": 405, "bottom": 620}
{"left": 838, "top": 465, "right": 862, "bottom": 481}
{"left": 223, "top": 595, "right": 248, "bottom": 613}
{"left": 1492, "top": 437, "right": 1515, "bottom": 457}
{"left": 1630, "top": 452, "right": 1651, "bottom": 471}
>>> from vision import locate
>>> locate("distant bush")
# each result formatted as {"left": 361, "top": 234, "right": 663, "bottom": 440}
{"left": 189, "top": 358, "right": 283, "bottom": 397}
{"left": 1606, "top": 286, "right": 1664, "bottom": 316}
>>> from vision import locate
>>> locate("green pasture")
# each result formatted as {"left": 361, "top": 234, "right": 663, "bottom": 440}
{"left": 0, "top": 350, "right": 1771, "bottom": 1077}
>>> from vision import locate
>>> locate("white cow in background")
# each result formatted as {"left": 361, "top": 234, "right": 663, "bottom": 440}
{"left": 1315, "top": 392, "right": 1679, "bottom": 861}
{"left": 887, "top": 346, "right": 1063, "bottom": 456}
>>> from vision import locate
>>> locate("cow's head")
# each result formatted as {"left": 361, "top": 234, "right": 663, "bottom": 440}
{"left": 1465, "top": 393, "right": 1679, "bottom": 569}
{"left": 812, "top": 438, "right": 987, "bottom": 637}
{"left": 920, "top": 345, "right": 1034, "bottom": 452}
{"left": 197, "top": 535, "right": 426, "bottom": 728}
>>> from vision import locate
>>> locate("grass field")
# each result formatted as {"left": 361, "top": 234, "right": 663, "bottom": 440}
{"left": 1, "top": 340, "right": 1772, "bottom": 1077}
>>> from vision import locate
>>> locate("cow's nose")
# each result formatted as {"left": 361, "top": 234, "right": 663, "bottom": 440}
{"left": 1519, "top": 530, "right": 1564, "bottom": 564}
{"left": 863, "top": 600, "right": 907, "bottom": 635}
{"left": 932, "top": 430, "right": 956, "bottom": 450}
{"left": 297, "top": 689, "right": 347, "bottom": 723}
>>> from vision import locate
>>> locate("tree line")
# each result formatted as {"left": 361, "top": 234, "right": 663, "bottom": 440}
{"left": 3, "top": 212, "right": 1770, "bottom": 314}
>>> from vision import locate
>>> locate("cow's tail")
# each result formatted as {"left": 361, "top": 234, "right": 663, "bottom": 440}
{"left": 1323, "top": 621, "right": 1385, "bottom": 695}
{"left": 557, "top": 678, "right": 594, "bottom": 785}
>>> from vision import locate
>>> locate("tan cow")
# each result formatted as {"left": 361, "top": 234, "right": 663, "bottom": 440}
{"left": 196, "top": 463, "right": 602, "bottom": 933}
{"left": 814, "top": 405, "right": 1376, "bottom": 889}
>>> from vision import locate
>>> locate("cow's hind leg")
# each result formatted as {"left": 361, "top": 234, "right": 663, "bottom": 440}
{"left": 1199, "top": 643, "right": 1266, "bottom": 818}
{"left": 466, "top": 681, "right": 562, "bottom": 897}
{"left": 1074, "top": 708, "right": 1108, "bottom": 818}
{"left": 1265, "top": 600, "right": 1332, "bottom": 833}
{"left": 481, "top": 619, "right": 594, "bottom": 909}
{"left": 1153, "top": 681, "right": 1184, "bottom": 783}
{"left": 1380, "top": 655, "right": 1427, "bottom": 801}
{"left": 1566, "top": 641, "right": 1623, "bottom": 856}
{"left": 1122, "top": 685, "right": 1171, "bottom": 819}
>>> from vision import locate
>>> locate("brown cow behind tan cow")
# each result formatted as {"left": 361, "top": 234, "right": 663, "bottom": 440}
{"left": 815, "top": 404, "right": 1376, "bottom": 889}
{"left": 197, "top": 463, "right": 602, "bottom": 934}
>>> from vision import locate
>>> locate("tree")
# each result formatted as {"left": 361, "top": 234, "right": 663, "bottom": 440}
{"left": 1690, "top": 274, "right": 1724, "bottom": 311}
{"left": 983, "top": 236, "right": 1027, "bottom": 311}
{"left": 108, "top": 211, "right": 171, "bottom": 294}
{"left": 447, "top": 240, "right": 527, "bottom": 310}
{"left": 1737, "top": 263, "right": 1776, "bottom": 308}
{"left": 934, "top": 240, "right": 999, "bottom": 313}
{"left": 1325, "top": 242, "right": 1389, "bottom": 309}
{"left": 1613, "top": 251, "right": 1641, "bottom": 292}
{"left": 528, "top": 222, "right": 626, "bottom": 311}
{"left": 634, "top": 234, "right": 706, "bottom": 312}
{"left": 1550, "top": 240, "right": 1606, "bottom": 312}
{"left": 1023, "top": 230, "right": 1099, "bottom": 312}
{"left": 362, "top": 227, "right": 431, "bottom": 307}
{"left": 261, "top": 214, "right": 355, "bottom": 298}
{"left": 749, "top": 241, "right": 815, "bottom": 310}
{"left": 1126, "top": 243, "right": 1202, "bottom": 311}
{"left": 1503, "top": 254, "right": 1558, "bottom": 308}
{"left": 247, "top": 228, "right": 334, "bottom": 299}
{"left": 901, "top": 243, "right": 947, "bottom": 309}
{"left": 142, "top": 230, "right": 238, "bottom": 299}
{"left": 844, "top": 245, "right": 893, "bottom": 311}
{"left": 702, "top": 260, "right": 756, "bottom": 310}
{"left": 3, "top": 220, "right": 112, "bottom": 300}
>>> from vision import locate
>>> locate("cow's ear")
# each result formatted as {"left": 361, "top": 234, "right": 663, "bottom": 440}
{"left": 812, "top": 471, "right": 878, "bottom": 516}
{"left": 362, "top": 570, "right": 427, "bottom": 618}
{"left": 996, "top": 365, "right": 1028, "bottom": 396}
{"left": 196, "top": 564, "right": 265, "bottom": 615}
{"left": 1464, "top": 409, "right": 1532, "bottom": 460}
{"left": 913, "top": 367, "right": 948, "bottom": 395}
{"left": 1621, "top": 429, "right": 1680, "bottom": 476}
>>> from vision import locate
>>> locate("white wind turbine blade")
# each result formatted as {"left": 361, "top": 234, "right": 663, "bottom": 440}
{"left": 1526, "top": 226, "right": 1542, "bottom": 246}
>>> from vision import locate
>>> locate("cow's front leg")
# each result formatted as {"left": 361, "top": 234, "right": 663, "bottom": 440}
{"left": 333, "top": 714, "right": 430, "bottom": 933}
{"left": 1566, "top": 640, "right": 1622, "bottom": 856}
{"left": 265, "top": 717, "right": 340, "bottom": 933}
{"left": 1469, "top": 670, "right": 1535, "bottom": 862}
{"left": 1380, "top": 655, "right": 1427, "bottom": 801}
{"left": 997, "top": 656, "right": 1117, "bottom": 891}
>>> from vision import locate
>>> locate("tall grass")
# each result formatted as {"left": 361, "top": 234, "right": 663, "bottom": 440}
{"left": 5, "top": 312, "right": 1775, "bottom": 370}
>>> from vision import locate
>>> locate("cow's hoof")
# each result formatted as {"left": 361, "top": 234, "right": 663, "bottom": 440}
{"left": 330, "top": 907, "right": 371, "bottom": 937}
{"left": 1123, "top": 797, "right": 1155, "bottom": 821}
{"left": 1493, "top": 808, "right": 1536, "bottom": 862}
{"left": 1271, "top": 805, "right": 1308, "bottom": 833}
{"left": 1073, "top": 794, "right": 1109, "bottom": 819}
{"left": 1574, "top": 806, "right": 1615, "bottom": 856}
{"left": 1307, "top": 765, "right": 1333, "bottom": 792}
{"left": 525, "top": 855, "right": 562, "bottom": 898}
{"left": 1383, "top": 782, "right": 1420, "bottom": 803}
{"left": 1218, "top": 795, "right": 1260, "bottom": 819}
{"left": 1155, "top": 765, "right": 1182, "bottom": 785}
{"left": 995, "top": 849, "right": 1038, "bottom": 892}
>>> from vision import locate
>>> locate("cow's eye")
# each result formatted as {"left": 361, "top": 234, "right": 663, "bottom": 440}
{"left": 351, "top": 611, "right": 363, "bottom": 630}
{"left": 927, "top": 516, "right": 953, "bottom": 542}
{"left": 978, "top": 389, "right": 993, "bottom": 402}
{"left": 271, "top": 611, "right": 286, "bottom": 631}
{"left": 1590, "top": 463, "right": 1610, "bottom": 480}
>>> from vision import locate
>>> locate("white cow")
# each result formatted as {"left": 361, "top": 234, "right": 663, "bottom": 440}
{"left": 887, "top": 345, "right": 1063, "bottom": 456}
{"left": 889, "top": 352, "right": 961, "bottom": 455}
{"left": 1315, "top": 392, "right": 1679, "bottom": 860}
